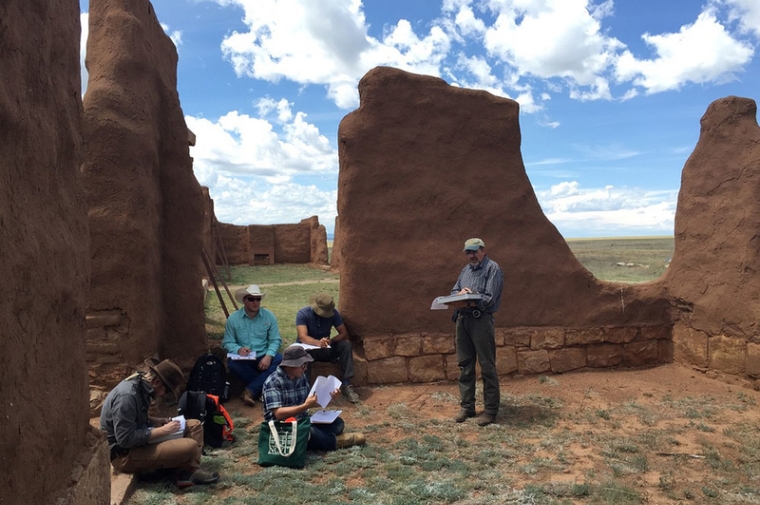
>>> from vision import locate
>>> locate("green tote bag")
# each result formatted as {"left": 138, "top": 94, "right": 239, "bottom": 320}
{"left": 257, "top": 417, "right": 310, "bottom": 468}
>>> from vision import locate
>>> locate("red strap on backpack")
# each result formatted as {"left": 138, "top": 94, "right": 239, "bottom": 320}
{"left": 207, "top": 394, "right": 235, "bottom": 441}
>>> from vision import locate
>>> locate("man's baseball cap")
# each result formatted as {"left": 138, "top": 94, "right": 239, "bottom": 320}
{"left": 463, "top": 238, "right": 485, "bottom": 252}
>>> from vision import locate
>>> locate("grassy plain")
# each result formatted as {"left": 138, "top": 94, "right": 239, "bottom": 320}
{"left": 565, "top": 236, "right": 674, "bottom": 283}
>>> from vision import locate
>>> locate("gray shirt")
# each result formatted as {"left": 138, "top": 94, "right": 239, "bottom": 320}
{"left": 100, "top": 375, "right": 154, "bottom": 450}
{"left": 451, "top": 255, "right": 504, "bottom": 313}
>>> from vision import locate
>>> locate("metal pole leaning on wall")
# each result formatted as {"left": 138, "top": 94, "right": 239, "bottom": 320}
{"left": 213, "top": 218, "right": 232, "bottom": 281}
{"left": 202, "top": 247, "right": 231, "bottom": 318}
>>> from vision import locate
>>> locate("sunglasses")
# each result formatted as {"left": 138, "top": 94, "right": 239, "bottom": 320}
{"left": 244, "top": 297, "right": 262, "bottom": 302}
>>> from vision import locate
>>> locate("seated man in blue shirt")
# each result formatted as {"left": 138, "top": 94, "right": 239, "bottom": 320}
{"left": 295, "top": 292, "right": 360, "bottom": 403}
{"left": 223, "top": 284, "right": 283, "bottom": 406}
{"left": 262, "top": 345, "right": 365, "bottom": 451}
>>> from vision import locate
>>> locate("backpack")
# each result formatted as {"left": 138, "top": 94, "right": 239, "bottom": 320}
{"left": 178, "top": 391, "right": 234, "bottom": 448}
{"left": 186, "top": 352, "right": 229, "bottom": 402}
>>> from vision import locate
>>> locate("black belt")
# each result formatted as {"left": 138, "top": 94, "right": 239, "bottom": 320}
{"left": 453, "top": 308, "right": 492, "bottom": 321}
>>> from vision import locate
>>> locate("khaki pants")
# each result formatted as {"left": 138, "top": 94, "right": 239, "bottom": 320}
{"left": 112, "top": 419, "right": 203, "bottom": 474}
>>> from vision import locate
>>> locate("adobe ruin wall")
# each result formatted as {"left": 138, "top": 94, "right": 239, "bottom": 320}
{"left": 0, "top": 1, "right": 108, "bottom": 504}
{"left": 81, "top": 0, "right": 208, "bottom": 390}
{"left": 337, "top": 67, "right": 758, "bottom": 386}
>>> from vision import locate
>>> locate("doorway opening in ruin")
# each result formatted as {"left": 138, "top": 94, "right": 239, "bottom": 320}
{"left": 253, "top": 253, "right": 270, "bottom": 265}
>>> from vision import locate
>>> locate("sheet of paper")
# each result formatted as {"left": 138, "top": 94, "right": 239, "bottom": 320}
{"left": 310, "top": 409, "right": 342, "bottom": 424}
{"left": 149, "top": 415, "right": 186, "bottom": 444}
{"left": 308, "top": 375, "right": 342, "bottom": 408}
{"left": 228, "top": 352, "right": 257, "bottom": 360}
{"left": 292, "top": 342, "right": 330, "bottom": 351}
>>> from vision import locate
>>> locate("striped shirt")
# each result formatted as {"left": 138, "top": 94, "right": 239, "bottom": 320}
{"left": 262, "top": 367, "right": 310, "bottom": 422}
{"left": 451, "top": 255, "right": 504, "bottom": 313}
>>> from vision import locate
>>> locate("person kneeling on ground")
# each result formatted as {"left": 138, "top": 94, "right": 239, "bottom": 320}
{"left": 296, "top": 292, "right": 360, "bottom": 403}
{"left": 262, "top": 345, "right": 366, "bottom": 451}
{"left": 100, "top": 359, "right": 220, "bottom": 488}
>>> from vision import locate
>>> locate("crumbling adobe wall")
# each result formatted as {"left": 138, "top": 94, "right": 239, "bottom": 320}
{"left": 0, "top": 1, "right": 109, "bottom": 504}
{"left": 81, "top": 0, "right": 207, "bottom": 387}
{"left": 663, "top": 96, "right": 760, "bottom": 378}
{"left": 216, "top": 216, "right": 329, "bottom": 265}
{"left": 337, "top": 67, "right": 672, "bottom": 384}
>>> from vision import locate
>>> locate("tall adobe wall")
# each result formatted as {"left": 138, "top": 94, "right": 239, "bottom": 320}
{"left": 664, "top": 97, "right": 760, "bottom": 377}
{"left": 82, "top": 0, "right": 207, "bottom": 386}
{"left": 0, "top": 1, "right": 109, "bottom": 504}
{"left": 337, "top": 67, "right": 671, "bottom": 384}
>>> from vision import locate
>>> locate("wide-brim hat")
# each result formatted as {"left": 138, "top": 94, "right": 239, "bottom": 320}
{"left": 235, "top": 284, "right": 266, "bottom": 304}
{"left": 310, "top": 292, "right": 335, "bottom": 318}
{"left": 145, "top": 358, "right": 185, "bottom": 398}
{"left": 280, "top": 345, "right": 314, "bottom": 368}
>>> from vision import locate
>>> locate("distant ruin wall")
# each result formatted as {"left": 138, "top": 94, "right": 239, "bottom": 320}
{"left": 337, "top": 68, "right": 760, "bottom": 385}
{"left": 0, "top": 1, "right": 108, "bottom": 503}
{"left": 82, "top": 0, "right": 207, "bottom": 387}
{"left": 216, "top": 216, "right": 328, "bottom": 266}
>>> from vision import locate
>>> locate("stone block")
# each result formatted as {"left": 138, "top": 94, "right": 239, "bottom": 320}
{"left": 362, "top": 336, "right": 396, "bottom": 361}
{"left": 624, "top": 340, "right": 659, "bottom": 367}
{"left": 444, "top": 354, "right": 460, "bottom": 380}
{"left": 408, "top": 355, "right": 446, "bottom": 382}
{"left": 85, "top": 311, "right": 124, "bottom": 329}
{"left": 708, "top": 334, "right": 746, "bottom": 375}
{"left": 421, "top": 334, "right": 456, "bottom": 354}
{"left": 366, "top": 356, "right": 408, "bottom": 383}
{"left": 640, "top": 325, "right": 672, "bottom": 341}
{"left": 353, "top": 355, "right": 369, "bottom": 386}
{"left": 530, "top": 328, "right": 564, "bottom": 350}
{"left": 672, "top": 325, "right": 708, "bottom": 367}
{"left": 549, "top": 348, "right": 586, "bottom": 373}
{"left": 395, "top": 334, "right": 422, "bottom": 356}
{"left": 496, "top": 346, "right": 518, "bottom": 375}
{"left": 565, "top": 328, "right": 604, "bottom": 345}
{"left": 747, "top": 343, "right": 760, "bottom": 378}
{"left": 502, "top": 327, "right": 531, "bottom": 347}
{"left": 587, "top": 344, "right": 624, "bottom": 367}
{"left": 517, "top": 350, "right": 550, "bottom": 374}
{"left": 603, "top": 327, "right": 638, "bottom": 344}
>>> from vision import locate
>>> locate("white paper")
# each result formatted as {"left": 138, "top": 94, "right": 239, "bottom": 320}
{"left": 310, "top": 409, "right": 342, "bottom": 424}
{"left": 228, "top": 351, "right": 257, "bottom": 360}
{"left": 150, "top": 415, "right": 186, "bottom": 444}
{"left": 430, "top": 293, "right": 483, "bottom": 310}
{"left": 292, "top": 342, "right": 330, "bottom": 351}
{"left": 308, "top": 375, "right": 342, "bottom": 408}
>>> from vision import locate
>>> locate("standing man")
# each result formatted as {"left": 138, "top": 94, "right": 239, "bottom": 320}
{"left": 100, "top": 359, "right": 220, "bottom": 488}
{"left": 450, "top": 238, "right": 504, "bottom": 426}
{"left": 296, "top": 293, "right": 360, "bottom": 403}
{"left": 223, "top": 284, "right": 283, "bottom": 406}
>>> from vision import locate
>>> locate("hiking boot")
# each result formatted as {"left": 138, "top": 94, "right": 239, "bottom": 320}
{"left": 454, "top": 409, "right": 476, "bottom": 423}
{"left": 241, "top": 389, "right": 256, "bottom": 407}
{"left": 176, "top": 468, "right": 220, "bottom": 488}
{"left": 476, "top": 413, "right": 496, "bottom": 427}
{"left": 341, "top": 384, "right": 360, "bottom": 403}
{"left": 336, "top": 432, "right": 366, "bottom": 449}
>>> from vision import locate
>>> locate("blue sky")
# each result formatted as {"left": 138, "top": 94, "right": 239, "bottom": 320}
{"left": 79, "top": 0, "right": 760, "bottom": 238}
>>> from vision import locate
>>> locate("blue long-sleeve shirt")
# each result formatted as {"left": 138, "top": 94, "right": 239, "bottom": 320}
{"left": 223, "top": 307, "right": 282, "bottom": 358}
{"left": 451, "top": 255, "right": 504, "bottom": 313}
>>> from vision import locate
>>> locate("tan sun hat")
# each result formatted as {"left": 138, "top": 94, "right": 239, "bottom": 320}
{"left": 235, "top": 284, "right": 266, "bottom": 304}
{"left": 463, "top": 238, "right": 485, "bottom": 252}
{"left": 310, "top": 292, "right": 335, "bottom": 318}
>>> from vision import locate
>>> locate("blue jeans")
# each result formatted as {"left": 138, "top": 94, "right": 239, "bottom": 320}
{"left": 308, "top": 417, "right": 345, "bottom": 452}
{"left": 228, "top": 353, "right": 282, "bottom": 398}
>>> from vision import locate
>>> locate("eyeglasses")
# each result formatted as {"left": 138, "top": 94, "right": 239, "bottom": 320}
{"left": 244, "top": 297, "right": 262, "bottom": 302}
{"left": 464, "top": 250, "right": 479, "bottom": 256}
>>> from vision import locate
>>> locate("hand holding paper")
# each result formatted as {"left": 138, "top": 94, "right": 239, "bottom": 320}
{"left": 309, "top": 375, "right": 342, "bottom": 408}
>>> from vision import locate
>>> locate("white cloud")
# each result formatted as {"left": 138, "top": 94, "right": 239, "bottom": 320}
{"left": 535, "top": 182, "right": 677, "bottom": 236}
{"left": 722, "top": 0, "right": 760, "bottom": 38}
{"left": 160, "top": 22, "right": 183, "bottom": 48}
{"left": 614, "top": 9, "right": 754, "bottom": 93}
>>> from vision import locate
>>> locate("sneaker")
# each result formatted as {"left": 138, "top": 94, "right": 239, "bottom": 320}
{"left": 341, "top": 384, "right": 360, "bottom": 403}
{"left": 176, "top": 468, "right": 220, "bottom": 488}
{"left": 476, "top": 413, "right": 496, "bottom": 427}
{"left": 241, "top": 389, "right": 256, "bottom": 406}
{"left": 453, "top": 409, "right": 476, "bottom": 423}
{"left": 336, "top": 432, "right": 366, "bottom": 449}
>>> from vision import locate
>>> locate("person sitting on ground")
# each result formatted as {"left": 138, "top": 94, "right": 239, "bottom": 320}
{"left": 223, "top": 284, "right": 283, "bottom": 406}
{"left": 295, "top": 292, "right": 360, "bottom": 403}
{"left": 262, "top": 345, "right": 365, "bottom": 451}
{"left": 100, "top": 359, "right": 219, "bottom": 488}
